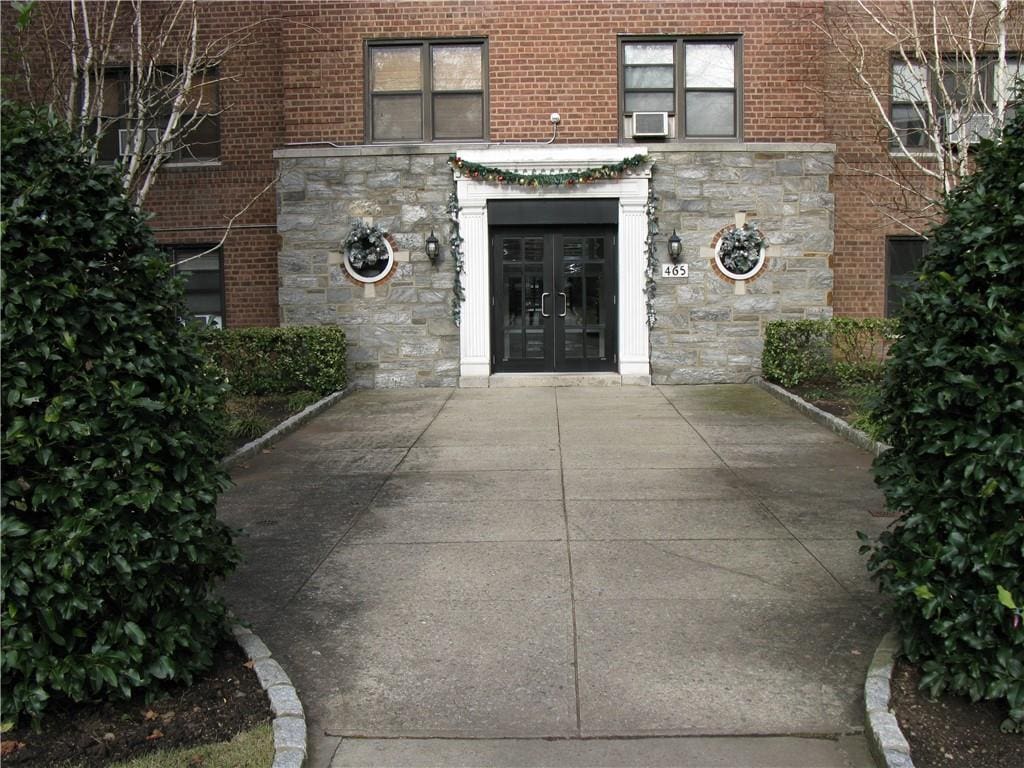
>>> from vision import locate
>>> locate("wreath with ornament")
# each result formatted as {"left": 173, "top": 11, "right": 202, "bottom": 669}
{"left": 716, "top": 222, "right": 766, "bottom": 278}
{"left": 343, "top": 221, "right": 390, "bottom": 276}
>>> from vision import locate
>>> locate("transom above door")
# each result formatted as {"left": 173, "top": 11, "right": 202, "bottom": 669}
{"left": 491, "top": 226, "right": 617, "bottom": 373}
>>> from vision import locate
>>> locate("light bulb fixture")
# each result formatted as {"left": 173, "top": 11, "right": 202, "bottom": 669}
{"left": 668, "top": 229, "right": 683, "bottom": 263}
{"left": 425, "top": 230, "right": 440, "bottom": 265}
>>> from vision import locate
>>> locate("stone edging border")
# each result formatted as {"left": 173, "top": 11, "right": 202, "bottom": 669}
{"left": 865, "top": 630, "right": 915, "bottom": 768}
{"left": 752, "top": 377, "right": 890, "bottom": 457}
{"left": 222, "top": 387, "right": 352, "bottom": 469}
{"left": 232, "top": 624, "right": 307, "bottom": 768}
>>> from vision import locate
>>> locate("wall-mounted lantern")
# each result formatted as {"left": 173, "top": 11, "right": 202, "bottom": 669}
{"left": 668, "top": 230, "right": 683, "bottom": 263}
{"left": 425, "top": 230, "right": 440, "bottom": 265}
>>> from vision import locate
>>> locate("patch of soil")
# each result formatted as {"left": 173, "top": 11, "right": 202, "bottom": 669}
{"left": 891, "top": 658, "right": 1024, "bottom": 768}
{"left": 225, "top": 395, "right": 296, "bottom": 454}
{"left": 1, "top": 640, "right": 271, "bottom": 767}
{"left": 788, "top": 382, "right": 859, "bottom": 421}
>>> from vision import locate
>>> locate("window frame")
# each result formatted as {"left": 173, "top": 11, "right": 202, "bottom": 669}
{"left": 365, "top": 38, "right": 489, "bottom": 144}
{"left": 619, "top": 35, "right": 743, "bottom": 142}
{"left": 164, "top": 245, "right": 226, "bottom": 328}
{"left": 885, "top": 236, "right": 927, "bottom": 317}
{"left": 889, "top": 54, "right": 1022, "bottom": 153}
{"left": 97, "top": 66, "right": 221, "bottom": 165}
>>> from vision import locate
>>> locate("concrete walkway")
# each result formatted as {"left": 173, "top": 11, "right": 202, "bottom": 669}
{"left": 218, "top": 384, "right": 890, "bottom": 767}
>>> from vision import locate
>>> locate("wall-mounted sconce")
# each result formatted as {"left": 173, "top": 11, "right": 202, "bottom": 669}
{"left": 668, "top": 230, "right": 683, "bottom": 263}
{"left": 425, "top": 230, "right": 440, "bottom": 265}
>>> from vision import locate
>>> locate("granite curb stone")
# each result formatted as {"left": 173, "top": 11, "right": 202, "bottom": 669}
{"left": 865, "top": 630, "right": 915, "bottom": 768}
{"left": 753, "top": 377, "right": 891, "bottom": 456}
{"left": 232, "top": 624, "right": 307, "bottom": 768}
{"left": 222, "top": 388, "right": 352, "bottom": 469}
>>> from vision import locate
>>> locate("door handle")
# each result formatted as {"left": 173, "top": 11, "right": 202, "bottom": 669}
{"left": 541, "top": 292, "right": 551, "bottom": 317}
{"left": 558, "top": 292, "right": 567, "bottom": 317}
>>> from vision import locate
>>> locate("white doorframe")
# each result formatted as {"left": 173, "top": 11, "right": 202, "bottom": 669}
{"left": 453, "top": 146, "right": 652, "bottom": 384}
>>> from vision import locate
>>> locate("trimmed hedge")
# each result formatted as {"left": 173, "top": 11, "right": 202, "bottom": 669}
{"left": 867, "top": 106, "right": 1024, "bottom": 731}
{"left": 762, "top": 317, "right": 900, "bottom": 388}
{"left": 1, "top": 101, "right": 238, "bottom": 724}
{"left": 203, "top": 326, "right": 347, "bottom": 397}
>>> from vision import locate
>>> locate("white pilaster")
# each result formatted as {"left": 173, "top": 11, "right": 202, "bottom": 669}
{"left": 458, "top": 203, "right": 490, "bottom": 378}
{"left": 618, "top": 200, "right": 651, "bottom": 376}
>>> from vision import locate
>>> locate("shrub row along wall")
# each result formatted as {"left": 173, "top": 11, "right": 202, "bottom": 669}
{"left": 762, "top": 317, "right": 900, "bottom": 387}
{"left": 276, "top": 143, "right": 835, "bottom": 386}
{"left": 203, "top": 326, "right": 347, "bottom": 396}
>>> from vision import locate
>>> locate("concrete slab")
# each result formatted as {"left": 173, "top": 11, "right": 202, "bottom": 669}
{"left": 331, "top": 735, "right": 876, "bottom": 767}
{"left": 304, "top": 541, "right": 571, "bottom": 604}
{"left": 376, "top": 469, "right": 564, "bottom": 503}
{"left": 560, "top": 443, "right": 724, "bottom": 469}
{"left": 575, "top": 598, "right": 888, "bottom": 736}
{"left": 271, "top": 599, "right": 577, "bottom": 738}
{"left": 764, "top": 498, "right": 894, "bottom": 540}
{"left": 566, "top": 499, "right": 791, "bottom": 541}
{"left": 563, "top": 468, "right": 748, "bottom": 500}
{"left": 804, "top": 539, "right": 881, "bottom": 596}
{"left": 398, "top": 444, "right": 561, "bottom": 472}
{"left": 346, "top": 500, "right": 566, "bottom": 543}
{"left": 695, "top": 423, "right": 846, "bottom": 445}
{"left": 570, "top": 540, "right": 845, "bottom": 601}
{"left": 711, "top": 441, "right": 873, "bottom": 468}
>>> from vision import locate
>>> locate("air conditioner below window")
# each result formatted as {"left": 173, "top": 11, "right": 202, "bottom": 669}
{"left": 117, "top": 127, "right": 160, "bottom": 157}
{"left": 632, "top": 112, "right": 669, "bottom": 138}
{"left": 941, "top": 112, "right": 994, "bottom": 145}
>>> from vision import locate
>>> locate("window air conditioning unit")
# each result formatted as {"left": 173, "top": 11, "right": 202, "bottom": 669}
{"left": 941, "top": 112, "right": 994, "bottom": 145}
{"left": 117, "top": 127, "right": 160, "bottom": 157}
{"left": 632, "top": 112, "right": 669, "bottom": 138}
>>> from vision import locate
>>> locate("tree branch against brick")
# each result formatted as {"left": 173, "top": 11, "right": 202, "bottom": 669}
{"left": 820, "top": 0, "right": 1023, "bottom": 234}
{"left": 9, "top": 0, "right": 266, "bottom": 207}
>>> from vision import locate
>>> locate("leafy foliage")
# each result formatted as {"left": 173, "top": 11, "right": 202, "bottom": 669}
{"left": 1, "top": 101, "right": 239, "bottom": 724}
{"left": 343, "top": 220, "right": 390, "bottom": 271}
{"left": 716, "top": 222, "right": 765, "bottom": 276}
{"left": 866, "top": 108, "right": 1024, "bottom": 731}
{"left": 203, "top": 326, "right": 347, "bottom": 397}
{"left": 761, "top": 318, "right": 899, "bottom": 388}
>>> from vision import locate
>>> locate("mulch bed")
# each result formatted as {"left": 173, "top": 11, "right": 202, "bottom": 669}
{"left": 891, "top": 658, "right": 1024, "bottom": 768}
{"left": 1, "top": 640, "right": 271, "bottom": 767}
{"left": 788, "top": 381, "right": 859, "bottom": 421}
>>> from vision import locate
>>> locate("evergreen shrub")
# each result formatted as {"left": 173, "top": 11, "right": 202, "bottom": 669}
{"left": 866, "top": 107, "right": 1024, "bottom": 731}
{"left": 203, "top": 326, "right": 347, "bottom": 397}
{"left": 1, "top": 102, "right": 238, "bottom": 724}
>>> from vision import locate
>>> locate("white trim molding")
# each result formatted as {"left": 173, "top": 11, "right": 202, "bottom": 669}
{"left": 453, "top": 146, "right": 653, "bottom": 384}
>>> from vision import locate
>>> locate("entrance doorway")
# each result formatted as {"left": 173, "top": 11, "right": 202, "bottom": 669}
{"left": 490, "top": 226, "right": 617, "bottom": 373}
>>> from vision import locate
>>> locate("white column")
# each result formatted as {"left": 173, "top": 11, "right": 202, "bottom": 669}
{"left": 458, "top": 203, "right": 490, "bottom": 379}
{"left": 618, "top": 201, "right": 651, "bottom": 377}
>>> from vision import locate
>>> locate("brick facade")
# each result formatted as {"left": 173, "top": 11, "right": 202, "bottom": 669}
{"left": 5, "top": 1, "right": 1020, "bottom": 382}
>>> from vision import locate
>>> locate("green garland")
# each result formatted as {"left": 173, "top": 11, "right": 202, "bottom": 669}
{"left": 449, "top": 153, "right": 650, "bottom": 187}
{"left": 644, "top": 185, "right": 659, "bottom": 327}
{"left": 446, "top": 189, "right": 465, "bottom": 326}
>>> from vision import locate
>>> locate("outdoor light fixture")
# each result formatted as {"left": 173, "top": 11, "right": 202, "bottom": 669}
{"left": 668, "top": 230, "right": 683, "bottom": 262}
{"left": 425, "top": 230, "right": 440, "bottom": 264}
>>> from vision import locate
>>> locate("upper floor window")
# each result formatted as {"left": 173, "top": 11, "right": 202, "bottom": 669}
{"left": 621, "top": 38, "right": 741, "bottom": 141}
{"left": 886, "top": 236, "right": 927, "bottom": 317}
{"left": 890, "top": 56, "right": 1021, "bottom": 151}
{"left": 97, "top": 67, "right": 220, "bottom": 163}
{"left": 165, "top": 246, "right": 225, "bottom": 328}
{"left": 367, "top": 40, "right": 487, "bottom": 142}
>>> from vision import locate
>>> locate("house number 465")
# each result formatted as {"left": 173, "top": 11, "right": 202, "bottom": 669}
{"left": 660, "top": 263, "right": 689, "bottom": 278}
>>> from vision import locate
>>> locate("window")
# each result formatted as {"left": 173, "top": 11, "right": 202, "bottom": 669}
{"left": 886, "top": 237, "right": 927, "bottom": 317}
{"left": 890, "top": 56, "right": 1021, "bottom": 150}
{"left": 97, "top": 68, "right": 220, "bottom": 163}
{"left": 367, "top": 40, "right": 486, "bottom": 142}
{"left": 621, "top": 38, "right": 740, "bottom": 140}
{"left": 166, "top": 246, "right": 225, "bottom": 327}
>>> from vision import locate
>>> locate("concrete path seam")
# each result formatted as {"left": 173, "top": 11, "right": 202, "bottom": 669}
{"left": 232, "top": 623, "right": 307, "bottom": 768}
{"left": 865, "top": 630, "right": 915, "bottom": 768}
{"left": 222, "top": 387, "right": 353, "bottom": 469}
{"left": 752, "top": 377, "right": 890, "bottom": 456}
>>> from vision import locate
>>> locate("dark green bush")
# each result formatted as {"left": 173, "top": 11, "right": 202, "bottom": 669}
{"left": 1, "top": 101, "right": 239, "bottom": 724}
{"left": 761, "top": 318, "right": 899, "bottom": 388}
{"left": 866, "top": 108, "right": 1024, "bottom": 730}
{"left": 203, "top": 326, "right": 347, "bottom": 397}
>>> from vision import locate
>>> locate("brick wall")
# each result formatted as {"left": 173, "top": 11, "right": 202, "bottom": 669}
{"left": 277, "top": 0, "right": 826, "bottom": 145}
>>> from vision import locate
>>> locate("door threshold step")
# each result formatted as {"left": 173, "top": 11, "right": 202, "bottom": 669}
{"left": 474, "top": 373, "right": 650, "bottom": 388}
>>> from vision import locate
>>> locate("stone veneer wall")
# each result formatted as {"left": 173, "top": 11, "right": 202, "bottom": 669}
{"left": 275, "top": 144, "right": 834, "bottom": 387}
{"left": 647, "top": 145, "right": 835, "bottom": 384}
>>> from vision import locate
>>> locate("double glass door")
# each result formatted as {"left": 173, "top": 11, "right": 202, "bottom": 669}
{"left": 491, "top": 226, "right": 617, "bottom": 372}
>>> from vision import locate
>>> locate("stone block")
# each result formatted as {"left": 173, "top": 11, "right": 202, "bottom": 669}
{"left": 273, "top": 716, "right": 307, "bottom": 754}
{"left": 267, "top": 684, "right": 304, "bottom": 718}
{"left": 367, "top": 171, "right": 402, "bottom": 186}
{"left": 255, "top": 658, "right": 290, "bottom": 689}
{"left": 235, "top": 631, "right": 271, "bottom": 661}
{"left": 774, "top": 158, "right": 805, "bottom": 176}
{"left": 271, "top": 748, "right": 305, "bottom": 768}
